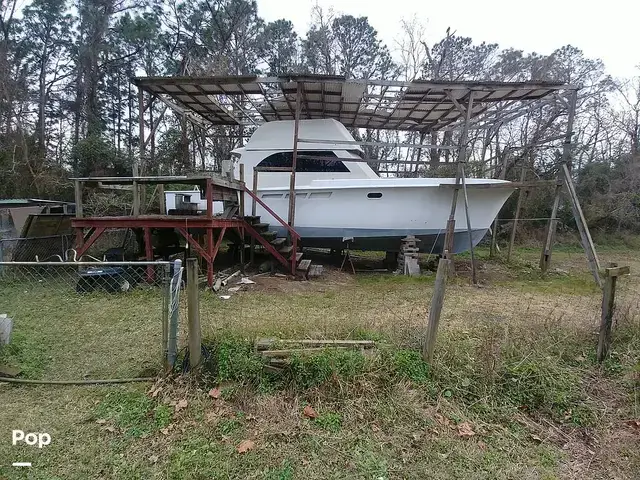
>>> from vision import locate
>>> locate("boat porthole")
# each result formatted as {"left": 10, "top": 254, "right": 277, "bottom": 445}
{"left": 367, "top": 192, "right": 382, "bottom": 199}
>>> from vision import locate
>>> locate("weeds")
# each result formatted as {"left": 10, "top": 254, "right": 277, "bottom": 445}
{"left": 94, "top": 390, "right": 172, "bottom": 437}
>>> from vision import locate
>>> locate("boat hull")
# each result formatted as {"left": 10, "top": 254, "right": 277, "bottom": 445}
{"left": 251, "top": 181, "right": 514, "bottom": 254}
{"left": 270, "top": 225, "right": 487, "bottom": 254}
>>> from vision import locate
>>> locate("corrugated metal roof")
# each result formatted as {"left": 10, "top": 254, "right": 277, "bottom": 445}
{"left": 133, "top": 75, "right": 576, "bottom": 133}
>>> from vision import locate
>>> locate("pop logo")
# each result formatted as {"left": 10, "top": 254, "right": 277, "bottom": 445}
{"left": 12, "top": 430, "right": 51, "bottom": 448}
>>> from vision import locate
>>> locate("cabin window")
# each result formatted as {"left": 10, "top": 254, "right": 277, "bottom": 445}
{"left": 309, "top": 192, "right": 332, "bottom": 199}
{"left": 367, "top": 192, "right": 383, "bottom": 199}
{"left": 256, "top": 151, "right": 349, "bottom": 172}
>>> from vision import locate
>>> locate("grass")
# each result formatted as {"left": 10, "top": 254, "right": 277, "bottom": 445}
{"left": 0, "top": 245, "right": 639, "bottom": 478}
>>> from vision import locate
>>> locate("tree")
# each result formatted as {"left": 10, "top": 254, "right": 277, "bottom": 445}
{"left": 258, "top": 19, "right": 298, "bottom": 75}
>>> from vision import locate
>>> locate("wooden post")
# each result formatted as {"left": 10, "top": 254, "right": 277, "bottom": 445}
{"left": 597, "top": 264, "right": 630, "bottom": 362}
{"left": 443, "top": 91, "right": 474, "bottom": 259}
{"left": 186, "top": 258, "right": 202, "bottom": 368}
{"left": 423, "top": 256, "right": 451, "bottom": 362}
{"left": 74, "top": 180, "right": 84, "bottom": 218}
{"left": 540, "top": 182, "right": 562, "bottom": 272}
{"left": 239, "top": 164, "right": 245, "bottom": 217}
{"left": 132, "top": 180, "right": 140, "bottom": 216}
{"left": 507, "top": 163, "right": 528, "bottom": 262}
{"left": 561, "top": 163, "right": 602, "bottom": 288}
{"left": 136, "top": 88, "right": 144, "bottom": 214}
{"left": 239, "top": 164, "right": 245, "bottom": 273}
{"left": 158, "top": 184, "right": 165, "bottom": 214}
{"left": 490, "top": 148, "right": 509, "bottom": 258}
{"left": 250, "top": 168, "right": 258, "bottom": 265}
{"left": 460, "top": 166, "right": 477, "bottom": 284}
{"left": 287, "top": 82, "right": 302, "bottom": 229}
{"left": 540, "top": 89, "right": 577, "bottom": 273}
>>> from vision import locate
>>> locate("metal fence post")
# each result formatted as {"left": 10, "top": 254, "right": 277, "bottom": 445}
{"left": 167, "top": 259, "right": 182, "bottom": 369}
{"left": 162, "top": 262, "right": 171, "bottom": 371}
{"left": 186, "top": 258, "right": 202, "bottom": 368}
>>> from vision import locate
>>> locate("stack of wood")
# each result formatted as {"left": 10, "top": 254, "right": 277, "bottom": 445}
{"left": 255, "top": 338, "right": 376, "bottom": 373}
{"left": 399, "top": 235, "right": 421, "bottom": 276}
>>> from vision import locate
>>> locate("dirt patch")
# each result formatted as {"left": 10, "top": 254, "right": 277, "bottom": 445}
{"left": 249, "top": 268, "right": 355, "bottom": 294}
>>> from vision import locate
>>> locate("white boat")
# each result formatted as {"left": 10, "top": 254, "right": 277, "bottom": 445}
{"left": 165, "top": 119, "right": 514, "bottom": 254}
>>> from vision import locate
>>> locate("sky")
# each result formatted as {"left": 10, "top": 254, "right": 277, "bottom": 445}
{"left": 257, "top": 0, "right": 640, "bottom": 79}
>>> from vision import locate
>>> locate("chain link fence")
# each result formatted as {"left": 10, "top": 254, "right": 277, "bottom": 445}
{"left": 0, "top": 260, "right": 184, "bottom": 380}
{"left": 0, "top": 235, "right": 75, "bottom": 262}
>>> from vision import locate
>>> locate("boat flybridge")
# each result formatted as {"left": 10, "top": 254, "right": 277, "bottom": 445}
{"left": 165, "top": 118, "right": 514, "bottom": 254}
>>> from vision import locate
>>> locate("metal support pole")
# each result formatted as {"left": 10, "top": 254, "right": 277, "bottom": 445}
{"left": 186, "top": 258, "right": 202, "bottom": 369}
{"left": 443, "top": 92, "right": 475, "bottom": 258}
{"left": 162, "top": 263, "right": 171, "bottom": 371}
{"left": 167, "top": 259, "right": 182, "bottom": 370}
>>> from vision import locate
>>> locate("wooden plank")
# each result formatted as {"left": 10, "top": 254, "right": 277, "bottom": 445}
{"left": 270, "top": 237, "right": 287, "bottom": 247}
{"left": 261, "top": 347, "right": 348, "bottom": 358}
{"left": 256, "top": 339, "right": 375, "bottom": 350}
{"left": 423, "top": 258, "right": 450, "bottom": 362}
{"left": 606, "top": 265, "right": 630, "bottom": 277}
{"left": 297, "top": 259, "right": 312, "bottom": 271}
{"left": 0, "top": 365, "right": 21, "bottom": 378}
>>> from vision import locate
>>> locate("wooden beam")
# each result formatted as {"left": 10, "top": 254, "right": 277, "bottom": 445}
{"left": 507, "top": 164, "right": 528, "bottom": 262}
{"left": 561, "top": 163, "right": 602, "bottom": 287}
{"left": 74, "top": 180, "right": 83, "bottom": 218}
{"left": 423, "top": 257, "right": 450, "bottom": 362}
{"left": 443, "top": 92, "right": 474, "bottom": 257}
{"left": 297, "top": 138, "right": 458, "bottom": 150}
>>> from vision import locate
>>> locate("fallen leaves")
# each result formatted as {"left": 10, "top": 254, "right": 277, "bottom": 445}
{"left": 174, "top": 399, "right": 188, "bottom": 413}
{"left": 435, "top": 413, "right": 450, "bottom": 427}
{"left": 625, "top": 419, "right": 640, "bottom": 433}
{"left": 236, "top": 439, "right": 255, "bottom": 454}
{"left": 303, "top": 405, "right": 318, "bottom": 419}
{"left": 457, "top": 422, "right": 476, "bottom": 437}
{"left": 208, "top": 387, "right": 221, "bottom": 399}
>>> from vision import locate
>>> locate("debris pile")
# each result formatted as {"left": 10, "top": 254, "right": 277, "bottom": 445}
{"left": 398, "top": 235, "right": 421, "bottom": 276}
{"left": 255, "top": 338, "right": 376, "bottom": 373}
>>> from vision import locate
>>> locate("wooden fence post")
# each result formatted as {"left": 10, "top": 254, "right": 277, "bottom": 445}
{"left": 423, "top": 256, "right": 451, "bottom": 362}
{"left": 597, "top": 264, "right": 630, "bottom": 363}
{"left": 186, "top": 258, "right": 202, "bottom": 368}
